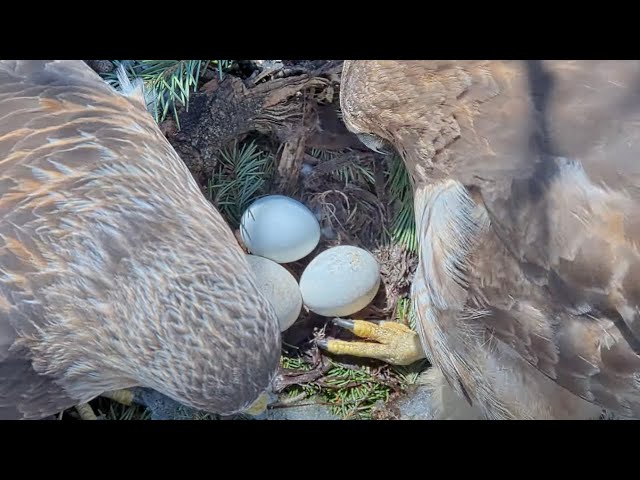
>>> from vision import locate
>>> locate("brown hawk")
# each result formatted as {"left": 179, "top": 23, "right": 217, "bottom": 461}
{"left": 0, "top": 60, "right": 281, "bottom": 419}
{"left": 321, "top": 60, "right": 640, "bottom": 420}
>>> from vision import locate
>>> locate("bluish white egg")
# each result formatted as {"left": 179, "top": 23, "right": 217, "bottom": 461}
{"left": 299, "top": 245, "right": 381, "bottom": 317}
{"left": 240, "top": 195, "right": 320, "bottom": 264}
{"left": 246, "top": 254, "right": 302, "bottom": 332}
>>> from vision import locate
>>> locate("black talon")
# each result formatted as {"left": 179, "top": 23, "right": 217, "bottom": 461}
{"left": 316, "top": 339, "right": 329, "bottom": 349}
{"left": 332, "top": 318, "right": 355, "bottom": 331}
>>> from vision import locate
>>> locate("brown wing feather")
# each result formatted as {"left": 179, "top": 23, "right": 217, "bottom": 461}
{"left": 0, "top": 61, "right": 107, "bottom": 417}
{"left": 462, "top": 61, "right": 640, "bottom": 417}
{"left": 342, "top": 60, "right": 640, "bottom": 418}
{"left": 469, "top": 61, "right": 640, "bottom": 417}
{"left": 0, "top": 60, "right": 165, "bottom": 418}
{"left": 0, "top": 61, "right": 283, "bottom": 419}
{"left": 483, "top": 305, "right": 640, "bottom": 416}
{"left": 466, "top": 61, "right": 640, "bottom": 353}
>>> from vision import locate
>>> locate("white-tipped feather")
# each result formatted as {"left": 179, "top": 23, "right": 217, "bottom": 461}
{"left": 409, "top": 180, "right": 490, "bottom": 400}
{"left": 414, "top": 179, "right": 489, "bottom": 311}
{"left": 114, "top": 63, "right": 137, "bottom": 96}
{"left": 113, "top": 63, "right": 158, "bottom": 117}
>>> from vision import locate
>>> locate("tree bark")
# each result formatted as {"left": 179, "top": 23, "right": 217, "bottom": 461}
{"left": 165, "top": 63, "right": 347, "bottom": 190}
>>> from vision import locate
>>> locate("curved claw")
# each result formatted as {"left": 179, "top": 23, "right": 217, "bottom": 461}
{"left": 320, "top": 318, "right": 426, "bottom": 366}
{"left": 332, "top": 318, "right": 355, "bottom": 331}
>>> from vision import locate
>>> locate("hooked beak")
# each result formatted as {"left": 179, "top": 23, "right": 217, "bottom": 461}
{"left": 356, "top": 133, "right": 393, "bottom": 155}
{"left": 242, "top": 391, "right": 278, "bottom": 419}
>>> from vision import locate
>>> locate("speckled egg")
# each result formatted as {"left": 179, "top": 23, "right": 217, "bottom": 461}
{"left": 298, "top": 245, "right": 381, "bottom": 317}
{"left": 246, "top": 254, "right": 302, "bottom": 332}
{"left": 240, "top": 195, "right": 320, "bottom": 263}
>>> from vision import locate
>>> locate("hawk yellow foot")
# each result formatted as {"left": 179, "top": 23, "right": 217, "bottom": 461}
{"left": 75, "top": 403, "right": 98, "bottom": 420}
{"left": 101, "top": 389, "right": 136, "bottom": 406}
{"left": 74, "top": 389, "right": 136, "bottom": 420}
{"left": 318, "top": 318, "right": 425, "bottom": 366}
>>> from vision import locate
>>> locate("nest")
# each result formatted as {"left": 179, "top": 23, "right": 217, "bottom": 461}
{"left": 85, "top": 60, "right": 425, "bottom": 420}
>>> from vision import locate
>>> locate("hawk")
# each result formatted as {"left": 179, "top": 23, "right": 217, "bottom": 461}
{"left": 0, "top": 60, "right": 281, "bottom": 419}
{"left": 321, "top": 60, "right": 640, "bottom": 420}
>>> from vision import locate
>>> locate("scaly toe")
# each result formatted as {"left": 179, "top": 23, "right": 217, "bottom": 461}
{"left": 319, "top": 318, "right": 426, "bottom": 366}
{"left": 75, "top": 402, "right": 98, "bottom": 420}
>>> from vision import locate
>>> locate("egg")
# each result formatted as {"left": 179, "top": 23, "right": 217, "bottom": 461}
{"left": 240, "top": 195, "right": 320, "bottom": 263}
{"left": 299, "top": 245, "right": 381, "bottom": 317}
{"left": 246, "top": 254, "right": 302, "bottom": 332}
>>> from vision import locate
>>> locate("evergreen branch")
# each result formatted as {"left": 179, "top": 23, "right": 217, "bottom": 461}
{"left": 207, "top": 140, "right": 274, "bottom": 229}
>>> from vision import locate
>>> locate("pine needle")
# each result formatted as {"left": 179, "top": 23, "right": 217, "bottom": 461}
{"left": 280, "top": 355, "right": 396, "bottom": 420}
{"left": 211, "top": 60, "right": 233, "bottom": 80}
{"left": 387, "top": 154, "right": 417, "bottom": 252}
{"left": 207, "top": 140, "right": 274, "bottom": 229}
{"left": 309, "top": 148, "right": 375, "bottom": 187}
{"left": 101, "top": 60, "right": 233, "bottom": 127}
{"left": 322, "top": 362, "right": 392, "bottom": 419}
{"left": 96, "top": 398, "right": 151, "bottom": 420}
